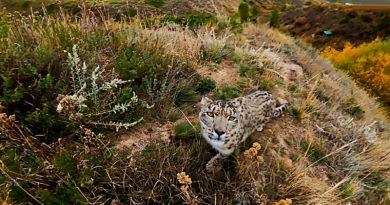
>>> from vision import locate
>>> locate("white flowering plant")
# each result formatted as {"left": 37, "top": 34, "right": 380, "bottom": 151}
{"left": 57, "top": 45, "right": 153, "bottom": 131}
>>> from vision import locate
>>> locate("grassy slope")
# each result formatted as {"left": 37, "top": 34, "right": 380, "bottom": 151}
{"left": 0, "top": 1, "right": 389, "bottom": 204}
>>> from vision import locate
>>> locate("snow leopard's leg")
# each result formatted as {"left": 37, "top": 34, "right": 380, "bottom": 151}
{"left": 206, "top": 153, "right": 227, "bottom": 173}
{"left": 256, "top": 124, "right": 264, "bottom": 132}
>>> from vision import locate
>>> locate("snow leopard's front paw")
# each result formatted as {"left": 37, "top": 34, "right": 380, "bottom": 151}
{"left": 206, "top": 154, "right": 226, "bottom": 173}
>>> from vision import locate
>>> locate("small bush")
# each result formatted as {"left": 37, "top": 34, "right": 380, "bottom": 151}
{"left": 314, "top": 89, "right": 330, "bottom": 102}
{"left": 56, "top": 45, "right": 151, "bottom": 131}
{"left": 21, "top": 1, "right": 32, "bottom": 9}
{"left": 300, "top": 138, "right": 332, "bottom": 165}
{"left": 115, "top": 45, "right": 169, "bottom": 81}
{"left": 202, "top": 46, "right": 235, "bottom": 63}
{"left": 127, "top": 7, "right": 137, "bottom": 17}
{"left": 174, "top": 122, "right": 198, "bottom": 139}
{"left": 239, "top": 64, "right": 251, "bottom": 77}
{"left": 168, "top": 107, "right": 182, "bottom": 122}
{"left": 289, "top": 106, "right": 304, "bottom": 121}
{"left": 216, "top": 86, "right": 239, "bottom": 100}
{"left": 151, "top": 14, "right": 219, "bottom": 29}
{"left": 195, "top": 77, "right": 216, "bottom": 94}
{"left": 269, "top": 9, "right": 280, "bottom": 28}
{"left": 145, "top": 0, "right": 165, "bottom": 8}
{"left": 236, "top": 78, "right": 252, "bottom": 92}
{"left": 338, "top": 183, "right": 355, "bottom": 200}
{"left": 341, "top": 97, "right": 365, "bottom": 119}
{"left": 288, "top": 84, "right": 299, "bottom": 92}
{"left": 53, "top": 151, "right": 77, "bottom": 178}
{"left": 175, "top": 85, "right": 198, "bottom": 106}
{"left": 256, "top": 73, "right": 277, "bottom": 90}
{"left": 238, "top": 2, "right": 250, "bottom": 23}
{"left": 228, "top": 14, "right": 243, "bottom": 32}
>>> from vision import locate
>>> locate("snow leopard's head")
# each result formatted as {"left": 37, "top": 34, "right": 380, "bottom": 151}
{"left": 199, "top": 97, "right": 240, "bottom": 143}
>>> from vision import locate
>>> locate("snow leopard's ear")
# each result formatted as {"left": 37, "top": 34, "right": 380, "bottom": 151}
{"left": 201, "top": 96, "right": 212, "bottom": 106}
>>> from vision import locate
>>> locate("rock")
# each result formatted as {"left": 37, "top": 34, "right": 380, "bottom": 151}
{"left": 279, "top": 62, "right": 304, "bottom": 83}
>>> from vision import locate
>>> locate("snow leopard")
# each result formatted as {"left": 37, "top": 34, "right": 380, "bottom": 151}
{"left": 199, "top": 90, "right": 288, "bottom": 172}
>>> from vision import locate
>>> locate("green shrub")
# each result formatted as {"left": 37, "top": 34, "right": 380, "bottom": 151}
{"left": 115, "top": 45, "right": 169, "bottom": 81}
{"left": 288, "top": 84, "right": 299, "bottom": 92}
{"left": 167, "top": 107, "right": 182, "bottom": 122}
{"left": 314, "top": 89, "right": 330, "bottom": 102}
{"left": 236, "top": 78, "right": 251, "bottom": 92}
{"left": 53, "top": 151, "right": 77, "bottom": 178}
{"left": 127, "top": 7, "right": 137, "bottom": 17}
{"left": 238, "top": 2, "right": 250, "bottom": 23}
{"left": 269, "top": 9, "right": 280, "bottom": 28}
{"left": 145, "top": 0, "right": 165, "bottom": 8}
{"left": 338, "top": 183, "right": 355, "bottom": 200}
{"left": 341, "top": 97, "right": 365, "bottom": 119}
{"left": 46, "top": 4, "right": 59, "bottom": 14}
{"left": 202, "top": 46, "right": 235, "bottom": 63}
{"left": 288, "top": 106, "right": 304, "bottom": 121}
{"left": 216, "top": 86, "right": 239, "bottom": 100}
{"left": 21, "top": 1, "right": 32, "bottom": 9}
{"left": 195, "top": 77, "right": 216, "bottom": 94}
{"left": 174, "top": 122, "right": 198, "bottom": 139}
{"left": 175, "top": 85, "right": 198, "bottom": 106}
{"left": 227, "top": 14, "right": 243, "bottom": 32}
{"left": 1, "top": 73, "right": 24, "bottom": 104}
{"left": 239, "top": 64, "right": 250, "bottom": 77}
{"left": 24, "top": 107, "right": 69, "bottom": 142}
{"left": 152, "top": 14, "right": 219, "bottom": 29}
{"left": 0, "top": 66, "right": 68, "bottom": 142}
{"left": 300, "top": 138, "right": 332, "bottom": 165}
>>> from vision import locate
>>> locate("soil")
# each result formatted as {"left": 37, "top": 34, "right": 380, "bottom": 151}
{"left": 279, "top": 3, "right": 390, "bottom": 50}
{"left": 197, "top": 60, "right": 240, "bottom": 87}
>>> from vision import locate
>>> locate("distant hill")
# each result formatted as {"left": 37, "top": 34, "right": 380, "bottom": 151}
{"left": 328, "top": 0, "right": 390, "bottom": 4}
{"left": 280, "top": 3, "right": 390, "bottom": 49}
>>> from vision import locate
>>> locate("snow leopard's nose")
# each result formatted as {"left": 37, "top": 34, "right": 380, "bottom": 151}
{"left": 215, "top": 130, "right": 225, "bottom": 136}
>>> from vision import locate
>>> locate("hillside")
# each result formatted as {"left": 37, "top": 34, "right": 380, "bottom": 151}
{"left": 280, "top": 3, "right": 390, "bottom": 49}
{"left": 1, "top": 1, "right": 390, "bottom": 204}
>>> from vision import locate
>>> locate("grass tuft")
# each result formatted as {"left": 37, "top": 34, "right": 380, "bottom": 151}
{"left": 145, "top": 0, "right": 165, "bottom": 8}
{"left": 216, "top": 85, "right": 239, "bottom": 100}
{"left": 174, "top": 122, "right": 199, "bottom": 139}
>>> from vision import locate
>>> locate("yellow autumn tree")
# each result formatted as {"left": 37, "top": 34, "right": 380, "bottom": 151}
{"left": 322, "top": 39, "right": 390, "bottom": 114}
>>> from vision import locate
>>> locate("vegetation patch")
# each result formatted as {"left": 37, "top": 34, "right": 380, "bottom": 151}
{"left": 216, "top": 85, "right": 239, "bottom": 100}
{"left": 144, "top": 0, "right": 165, "bottom": 8}
{"left": 175, "top": 85, "right": 199, "bottom": 106}
{"left": 174, "top": 122, "right": 199, "bottom": 139}
{"left": 146, "top": 14, "right": 219, "bottom": 29}
{"left": 300, "top": 138, "right": 332, "bottom": 165}
{"left": 322, "top": 39, "right": 390, "bottom": 115}
{"left": 194, "top": 77, "right": 216, "bottom": 94}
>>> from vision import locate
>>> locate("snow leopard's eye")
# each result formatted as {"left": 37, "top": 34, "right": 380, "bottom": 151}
{"left": 206, "top": 112, "right": 214, "bottom": 117}
{"left": 228, "top": 116, "right": 236, "bottom": 121}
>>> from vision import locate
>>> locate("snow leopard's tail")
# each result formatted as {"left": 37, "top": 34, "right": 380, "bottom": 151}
{"left": 272, "top": 103, "right": 289, "bottom": 118}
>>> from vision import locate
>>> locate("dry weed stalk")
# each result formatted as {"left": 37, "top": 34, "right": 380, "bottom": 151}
{"left": 177, "top": 172, "right": 199, "bottom": 204}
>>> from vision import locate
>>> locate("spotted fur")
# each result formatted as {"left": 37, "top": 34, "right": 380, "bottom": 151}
{"left": 199, "top": 91, "right": 288, "bottom": 171}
